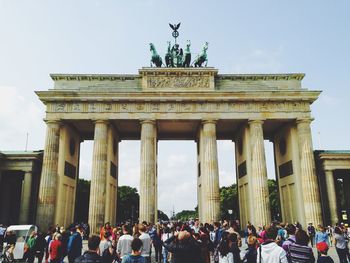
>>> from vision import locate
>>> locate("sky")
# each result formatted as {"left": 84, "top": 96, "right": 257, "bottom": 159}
{"left": 0, "top": 0, "right": 349, "bottom": 217}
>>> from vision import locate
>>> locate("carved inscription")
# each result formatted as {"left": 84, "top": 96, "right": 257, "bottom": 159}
{"left": 49, "top": 101, "right": 310, "bottom": 114}
{"left": 147, "top": 76, "right": 210, "bottom": 89}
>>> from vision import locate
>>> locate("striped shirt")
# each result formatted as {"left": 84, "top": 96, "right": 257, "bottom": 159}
{"left": 289, "top": 243, "right": 315, "bottom": 263}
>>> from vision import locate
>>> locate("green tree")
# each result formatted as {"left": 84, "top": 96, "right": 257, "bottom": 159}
{"left": 158, "top": 210, "right": 169, "bottom": 221}
{"left": 117, "top": 186, "right": 139, "bottom": 224}
{"left": 220, "top": 184, "right": 239, "bottom": 220}
{"left": 268, "top": 179, "right": 281, "bottom": 221}
{"left": 175, "top": 210, "right": 198, "bottom": 221}
{"left": 75, "top": 179, "right": 90, "bottom": 223}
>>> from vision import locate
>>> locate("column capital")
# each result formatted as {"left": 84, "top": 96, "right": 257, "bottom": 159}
{"left": 44, "top": 119, "right": 62, "bottom": 125}
{"left": 296, "top": 118, "right": 314, "bottom": 125}
{"left": 202, "top": 119, "right": 218, "bottom": 125}
{"left": 324, "top": 168, "right": 334, "bottom": 174}
{"left": 248, "top": 119, "right": 265, "bottom": 125}
{"left": 92, "top": 119, "right": 109, "bottom": 124}
{"left": 140, "top": 119, "right": 156, "bottom": 125}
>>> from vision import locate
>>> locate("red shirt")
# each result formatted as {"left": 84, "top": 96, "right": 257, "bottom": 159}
{"left": 49, "top": 240, "right": 62, "bottom": 260}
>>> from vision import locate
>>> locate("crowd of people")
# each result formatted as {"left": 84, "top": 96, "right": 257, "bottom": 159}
{"left": 1, "top": 220, "right": 350, "bottom": 263}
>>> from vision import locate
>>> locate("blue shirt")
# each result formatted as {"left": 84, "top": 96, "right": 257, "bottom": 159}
{"left": 315, "top": 232, "right": 329, "bottom": 245}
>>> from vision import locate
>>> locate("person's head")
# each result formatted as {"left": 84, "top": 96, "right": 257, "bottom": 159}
{"left": 88, "top": 235, "right": 101, "bottom": 251}
{"left": 178, "top": 231, "right": 190, "bottom": 241}
{"left": 247, "top": 235, "right": 257, "bottom": 248}
{"left": 138, "top": 224, "right": 146, "bottom": 233}
{"left": 316, "top": 242, "right": 329, "bottom": 255}
{"left": 55, "top": 233, "right": 62, "bottom": 241}
{"left": 286, "top": 223, "right": 296, "bottom": 236}
{"left": 122, "top": 224, "right": 131, "bottom": 235}
{"left": 295, "top": 229, "right": 309, "bottom": 246}
{"left": 30, "top": 231, "right": 37, "bottom": 237}
{"left": 218, "top": 232, "right": 230, "bottom": 257}
{"left": 105, "top": 222, "right": 111, "bottom": 229}
{"left": 247, "top": 225, "right": 257, "bottom": 236}
{"left": 265, "top": 225, "right": 278, "bottom": 240}
{"left": 131, "top": 238, "right": 143, "bottom": 253}
{"left": 334, "top": 226, "right": 342, "bottom": 235}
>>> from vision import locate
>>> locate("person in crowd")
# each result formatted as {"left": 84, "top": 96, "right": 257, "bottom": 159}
{"left": 0, "top": 224, "right": 6, "bottom": 258}
{"left": 217, "top": 232, "right": 233, "bottom": 263}
{"left": 67, "top": 226, "right": 83, "bottom": 263}
{"left": 192, "top": 219, "right": 200, "bottom": 234}
{"left": 45, "top": 228, "right": 55, "bottom": 263}
{"left": 25, "top": 231, "right": 37, "bottom": 263}
{"left": 99, "top": 232, "right": 110, "bottom": 256}
{"left": 35, "top": 232, "right": 47, "bottom": 263}
{"left": 242, "top": 235, "right": 257, "bottom": 263}
{"left": 150, "top": 223, "right": 162, "bottom": 263}
{"left": 133, "top": 224, "right": 140, "bottom": 238}
{"left": 117, "top": 224, "right": 133, "bottom": 260}
{"left": 5, "top": 230, "right": 17, "bottom": 261}
{"left": 163, "top": 230, "right": 201, "bottom": 263}
{"left": 276, "top": 223, "right": 286, "bottom": 246}
{"left": 138, "top": 224, "right": 152, "bottom": 263}
{"left": 289, "top": 229, "right": 315, "bottom": 263}
{"left": 60, "top": 228, "right": 70, "bottom": 263}
{"left": 161, "top": 226, "right": 173, "bottom": 263}
{"left": 199, "top": 227, "right": 211, "bottom": 263}
{"left": 227, "top": 221, "right": 242, "bottom": 247}
{"left": 316, "top": 242, "right": 334, "bottom": 263}
{"left": 316, "top": 226, "right": 329, "bottom": 246}
{"left": 75, "top": 235, "right": 102, "bottom": 263}
{"left": 102, "top": 239, "right": 119, "bottom": 263}
{"left": 333, "top": 226, "right": 348, "bottom": 263}
{"left": 257, "top": 225, "right": 288, "bottom": 263}
{"left": 121, "top": 237, "right": 146, "bottom": 263}
{"left": 282, "top": 223, "right": 296, "bottom": 262}
{"left": 49, "top": 233, "right": 63, "bottom": 263}
{"left": 326, "top": 226, "right": 333, "bottom": 246}
{"left": 100, "top": 222, "right": 113, "bottom": 241}
{"left": 307, "top": 223, "right": 316, "bottom": 247}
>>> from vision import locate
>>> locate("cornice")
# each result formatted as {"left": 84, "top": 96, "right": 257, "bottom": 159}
{"left": 35, "top": 90, "right": 321, "bottom": 103}
{"left": 217, "top": 73, "right": 305, "bottom": 81}
{"left": 50, "top": 74, "right": 140, "bottom": 81}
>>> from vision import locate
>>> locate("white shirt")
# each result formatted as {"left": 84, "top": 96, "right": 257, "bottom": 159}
{"left": 139, "top": 232, "right": 151, "bottom": 257}
{"left": 116, "top": 234, "right": 133, "bottom": 258}
{"left": 257, "top": 242, "right": 288, "bottom": 263}
{"left": 219, "top": 252, "right": 233, "bottom": 263}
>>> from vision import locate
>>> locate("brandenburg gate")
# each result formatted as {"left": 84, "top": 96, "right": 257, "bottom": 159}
{"left": 36, "top": 67, "right": 323, "bottom": 233}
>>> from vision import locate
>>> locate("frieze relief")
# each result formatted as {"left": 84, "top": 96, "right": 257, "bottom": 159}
{"left": 146, "top": 76, "right": 210, "bottom": 90}
{"left": 49, "top": 101, "right": 310, "bottom": 114}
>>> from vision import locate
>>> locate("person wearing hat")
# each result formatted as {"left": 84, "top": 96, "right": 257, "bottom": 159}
{"left": 316, "top": 242, "right": 334, "bottom": 263}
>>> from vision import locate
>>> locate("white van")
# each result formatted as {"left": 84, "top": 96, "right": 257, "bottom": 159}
{"left": 4, "top": 225, "right": 38, "bottom": 260}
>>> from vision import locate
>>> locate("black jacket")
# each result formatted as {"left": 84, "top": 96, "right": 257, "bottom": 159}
{"left": 163, "top": 236, "right": 201, "bottom": 263}
{"left": 74, "top": 251, "right": 102, "bottom": 263}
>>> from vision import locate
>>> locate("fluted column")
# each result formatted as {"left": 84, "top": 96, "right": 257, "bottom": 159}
{"left": 296, "top": 118, "right": 322, "bottom": 225}
{"left": 249, "top": 120, "right": 271, "bottom": 226}
{"left": 139, "top": 120, "right": 157, "bottom": 223}
{"left": 19, "top": 171, "right": 32, "bottom": 224}
{"left": 36, "top": 120, "right": 61, "bottom": 230}
{"left": 201, "top": 120, "right": 220, "bottom": 223}
{"left": 325, "top": 169, "right": 339, "bottom": 225}
{"left": 89, "top": 120, "right": 108, "bottom": 234}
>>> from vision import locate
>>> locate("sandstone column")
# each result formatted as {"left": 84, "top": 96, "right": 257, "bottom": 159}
{"left": 201, "top": 120, "right": 220, "bottom": 223}
{"left": 89, "top": 120, "right": 108, "bottom": 234}
{"left": 139, "top": 120, "right": 157, "bottom": 224}
{"left": 249, "top": 120, "right": 271, "bottom": 226}
{"left": 325, "top": 169, "right": 339, "bottom": 225}
{"left": 19, "top": 171, "right": 32, "bottom": 224}
{"left": 36, "top": 120, "right": 61, "bottom": 230}
{"left": 296, "top": 118, "right": 322, "bottom": 225}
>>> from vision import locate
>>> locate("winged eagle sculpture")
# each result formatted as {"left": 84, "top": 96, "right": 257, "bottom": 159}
{"left": 169, "top": 23, "right": 181, "bottom": 31}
